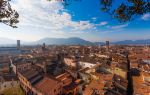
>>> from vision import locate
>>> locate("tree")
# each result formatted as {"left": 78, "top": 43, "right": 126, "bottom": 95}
{"left": 100, "top": 0, "right": 150, "bottom": 22}
{"left": 49, "top": 0, "right": 150, "bottom": 22}
{"left": 0, "top": 0, "right": 19, "bottom": 28}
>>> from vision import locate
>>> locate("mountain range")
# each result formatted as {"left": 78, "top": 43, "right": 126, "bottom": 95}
{"left": 0, "top": 37, "right": 150, "bottom": 46}
{"left": 36, "top": 37, "right": 93, "bottom": 45}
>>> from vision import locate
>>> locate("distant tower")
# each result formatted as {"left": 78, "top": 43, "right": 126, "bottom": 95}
{"left": 43, "top": 43, "right": 46, "bottom": 48}
{"left": 17, "top": 40, "right": 20, "bottom": 49}
{"left": 57, "top": 53, "right": 64, "bottom": 65}
{"left": 75, "top": 50, "right": 80, "bottom": 71}
{"left": 42, "top": 43, "right": 46, "bottom": 51}
{"left": 106, "top": 41, "right": 109, "bottom": 51}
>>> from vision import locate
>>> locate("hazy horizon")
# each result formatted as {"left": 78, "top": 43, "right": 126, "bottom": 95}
{"left": 1, "top": 37, "right": 150, "bottom": 45}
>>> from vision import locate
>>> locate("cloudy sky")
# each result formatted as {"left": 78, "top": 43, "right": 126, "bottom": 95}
{"left": 0, "top": 0, "right": 150, "bottom": 42}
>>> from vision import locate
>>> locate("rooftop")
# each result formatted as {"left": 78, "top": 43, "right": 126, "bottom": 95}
{"left": 35, "top": 77, "right": 62, "bottom": 95}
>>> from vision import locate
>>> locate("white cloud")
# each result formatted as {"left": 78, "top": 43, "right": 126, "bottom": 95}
{"left": 92, "top": 17, "right": 97, "bottom": 21}
{"left": 111, "top": 24, "right": 128, "bottom": 29}
{"left": 92, "top": 17, "right": 96, "bottom": 19}
{"left": 142, "top": 14, "right": 150, "bottom": 21}
{"left": 95, "top": 21, "right": 108, "bottom": 26}
{"left": 10, "top": 0, "right": 94, "bottom": 34}
{"left": 99, "top": 21, "right": 108, "bottom": 26}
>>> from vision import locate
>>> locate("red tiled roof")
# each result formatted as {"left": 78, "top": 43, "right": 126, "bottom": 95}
{"left": 35, "top": 77, "right": 62, "bottom": 95}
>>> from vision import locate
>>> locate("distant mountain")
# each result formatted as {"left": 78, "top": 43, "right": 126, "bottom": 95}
{"left": 36, "top": 37, "right": 93, "bottom": 45}
{"left": 0, "top": 38, "right": 30, "bottom": 46}
{"left": 36, "top": 38, "right": 150, "bottom": 45}
{"left": 114, "top": 39, "right": 150, "bottom": 44}
{"left": 1, "top": 37, "right": 150, "bottom": 45}
{"left": 93, "top": 42, "right": 105, "bottom": 45}
{"left": 0, "top": 38, "right": 16, "bottom": 45}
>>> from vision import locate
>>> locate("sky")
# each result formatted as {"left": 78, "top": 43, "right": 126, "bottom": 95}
{"left": 0, "top": 0, "right": 150, "bottom": 42}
